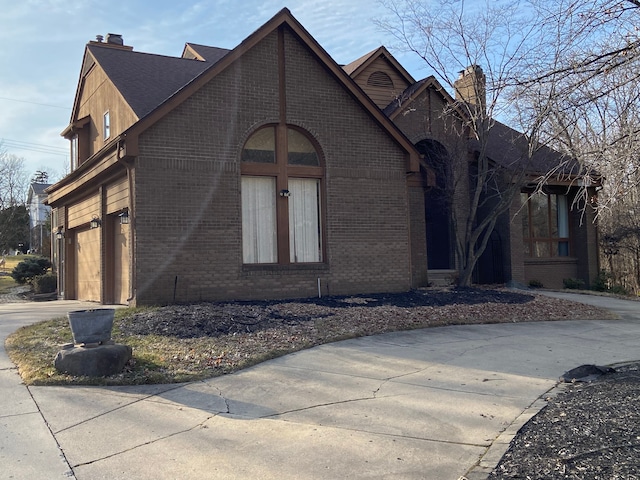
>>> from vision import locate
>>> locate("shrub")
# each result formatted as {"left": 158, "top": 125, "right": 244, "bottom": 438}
{"left": 563, "top": 277, "right": 585, "bottom": 290}
{"left": 591, "top": 270, "right": 609, "bottom": 292}
{"left": 528, "top": 279, "right": 544, "bottom": 289}
{"left": 33, "top": 273, "right": 57, "bottom": 294}
{"left": 11, "top": 257, "right": 52, "bottom": 285}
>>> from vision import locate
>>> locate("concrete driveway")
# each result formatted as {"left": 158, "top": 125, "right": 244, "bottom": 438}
{"left": 1, "top": 292, "right": 638, "bottom": 479}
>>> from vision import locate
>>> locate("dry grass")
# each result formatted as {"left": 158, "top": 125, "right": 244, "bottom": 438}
{"left": 5, "top": 288, "right": 616, "bottom": 387}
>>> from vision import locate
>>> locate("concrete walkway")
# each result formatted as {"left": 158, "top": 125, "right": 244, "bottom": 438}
{"left": 1, "top": 292, "right": 639, "bottom": 480}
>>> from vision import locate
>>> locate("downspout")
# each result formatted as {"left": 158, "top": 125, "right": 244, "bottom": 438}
{"left": 117, "top": 138, "right": 136, "bottom": 306}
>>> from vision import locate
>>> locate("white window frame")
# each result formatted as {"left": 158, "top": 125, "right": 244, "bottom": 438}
{"left": 103, "top": 111, "right": 111, "bottom": 140}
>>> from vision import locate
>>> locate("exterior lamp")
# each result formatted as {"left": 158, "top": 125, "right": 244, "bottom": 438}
{"left": 119, "top": 210, "right": 130, "bottom": 225}
{"left": 56, "top": 227, "right": 64, "bottom": 240}
{"left": 90, "top": 216, "right": 102, "bottom": 229}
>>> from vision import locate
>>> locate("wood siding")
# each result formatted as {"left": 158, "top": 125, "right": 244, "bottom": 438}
{"left": 67, "top": 193, "right": 100, "bottom": 229}
{"left": 352, "top": 57, "right": 411, "bottom": 109}
{"left": 77, "top": 64, "right": 137, "bottom": 159}
{"left": 105, "top": 176, "right": 129, "bottom": 214}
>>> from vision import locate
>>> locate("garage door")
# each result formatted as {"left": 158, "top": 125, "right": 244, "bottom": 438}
{"left": 75, "top": 228, "right": 101, "bottom": 302}
{"left": 113, "top": 222, "right": 130, "bottom": 305}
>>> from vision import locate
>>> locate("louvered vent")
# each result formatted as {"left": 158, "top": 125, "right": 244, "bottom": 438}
{"left": 367, "top": 71, "right": 393, "bottom": 88}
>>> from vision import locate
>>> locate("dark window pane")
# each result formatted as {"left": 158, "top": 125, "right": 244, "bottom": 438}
{"left": 288, "top": 128, "right": 319, "bottom": 166}
{"left": 558, "top": 241, "right": 569, "bottom": 257}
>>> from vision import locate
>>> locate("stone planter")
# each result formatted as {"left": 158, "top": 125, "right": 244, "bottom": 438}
{"left": 68, "top": 308, "right": 115, "bottom": 345}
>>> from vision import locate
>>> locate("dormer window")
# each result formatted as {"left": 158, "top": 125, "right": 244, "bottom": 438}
{"left": 103, "top": 111, "right": 111, "bottom": 140}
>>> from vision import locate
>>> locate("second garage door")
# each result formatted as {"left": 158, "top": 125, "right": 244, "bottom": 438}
{"left": 75, "top": 228, "right": 101, "bottom": 302}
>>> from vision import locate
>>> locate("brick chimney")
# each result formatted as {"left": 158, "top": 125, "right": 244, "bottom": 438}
{"left": 453, "top": 65, "right": 486, "bottom": 113}
{"left": 89, "top": 33, "right": 133, "bottom": 51}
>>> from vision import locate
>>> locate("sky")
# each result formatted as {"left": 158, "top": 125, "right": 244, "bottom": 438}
{"left": 0, "top": 0, "right": 428, "bottom": 185}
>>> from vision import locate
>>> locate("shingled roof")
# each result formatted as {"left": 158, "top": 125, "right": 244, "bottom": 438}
{"left": 182, "top": 43, "right": 231, "bottom": 62}
{"left": 483, "top": 120, "right": 581, "bottom": 178}
{"left": 380, "top": 72, "right": 581, "bottom": 179}
{"left": 87, "top": 44, "right": 219, "bottom": 119}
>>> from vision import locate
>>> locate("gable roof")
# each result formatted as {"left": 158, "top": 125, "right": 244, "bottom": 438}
{"left": 380, "top": 73, "right": 584, "bottom": 180}
{"left": 383, "top": 76, "right": 458, "bottom": 119}
{"left": 30, "top": 183, "right": 52, "bottom": 196}
{"left": 343, "top": 46, "right": 415, "bottom": 85}
{"left": 119, "top": 8, "right": 420, "bottom": 170}
{"left": 27, "top": 182, "right": 52, "bottom": 205}
{"left": 182, "top": 43, "right": 231, "bottom": 62}
{"left": 86, "top": 44, "right": 214, "bottom": 119}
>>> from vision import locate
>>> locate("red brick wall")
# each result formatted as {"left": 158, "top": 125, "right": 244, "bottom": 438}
{"left": 132, "top": 29, "right": 415, "bottom": 304}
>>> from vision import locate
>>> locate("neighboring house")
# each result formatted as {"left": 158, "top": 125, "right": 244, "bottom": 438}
{"left": 47, "top": 9, "right": 598, "bottom": 305}
{"left": 27, "top": 182, "right": 52, "bottom": 254}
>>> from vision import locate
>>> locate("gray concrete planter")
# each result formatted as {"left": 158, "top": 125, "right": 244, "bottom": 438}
{"left": 68, "top": 308, "right": 115, "bottom": 345}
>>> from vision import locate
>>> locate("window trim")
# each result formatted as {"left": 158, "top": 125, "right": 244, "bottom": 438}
{"left": 241, "top": 124, "right": 325, "bottom": 266}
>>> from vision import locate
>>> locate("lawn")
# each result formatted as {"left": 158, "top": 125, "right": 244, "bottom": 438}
{"left": 0, "top": 254, "right": 35, "bottom": 294}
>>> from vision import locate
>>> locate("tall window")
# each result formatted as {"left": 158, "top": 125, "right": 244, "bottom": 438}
{"left": 241, "top": 126, "right": 323, "bottom": 264}
{"left": 521, "top": 192, "right": 570, "bottom": 257}
{"left": 71, "top": 134, "right": 78, "bottom": 171}
{"left": 103, "top": 111, "right": 111, "bottom": 140}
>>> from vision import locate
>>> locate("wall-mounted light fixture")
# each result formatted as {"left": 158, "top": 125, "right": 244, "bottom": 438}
{"left": 280, "top": 189, "right": 291, "bottom": 197}
{"left": 90, "top": 216, "right": 102, "bottom": 229}
{"left": 119, "top": 209, "right": 130, "bottom": 225}
{"left": 56, "top": 226, "right": 64, "bottom": 240}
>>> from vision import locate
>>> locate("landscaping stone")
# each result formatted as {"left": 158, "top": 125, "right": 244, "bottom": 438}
{"left": 54, "top": 344, "right": 132, "bottom": 377}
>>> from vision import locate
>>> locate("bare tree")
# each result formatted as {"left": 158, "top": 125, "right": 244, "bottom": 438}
{"left": 0, "top": 145, "right": 30, "bottom": 253}
{"left": 378, "top": 0, "right": 639, "bottom": 286}
{"left": 377, "top": 0, "right": 578, "bottom": 286}
{"left": 516, "top": 2, "right": 640, "bottom": 293}
{"left": 0, "top": 146, "right": 29, "bottom": 209}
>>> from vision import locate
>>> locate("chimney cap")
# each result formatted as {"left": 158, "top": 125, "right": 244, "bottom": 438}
{"left": 106, "top": 33, "right": 124, "bottom": 45}
{"left": 96, "top": 35, "right": 104, "bottom": 42}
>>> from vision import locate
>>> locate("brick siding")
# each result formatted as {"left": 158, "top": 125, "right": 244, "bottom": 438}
{"left": 132, "top": 29, "right": 415, "bottom": 304}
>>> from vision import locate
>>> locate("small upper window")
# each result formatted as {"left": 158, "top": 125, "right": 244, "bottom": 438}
{"left": 287, "top": 128, "right": 319, "bottom": 166}
{"left": 367, "top": 71, "right": 393, "bottom": 88}
{"left": 241, "top": 127, "right": 275, "bottom": 163}
{"left": 103, "top": 111, "right": 111, "bottom": 140}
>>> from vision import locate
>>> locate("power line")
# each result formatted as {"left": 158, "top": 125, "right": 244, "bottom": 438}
{"left": 0, "top": 96, "right": 71, "bottom": 110}
{"left": 1, "top": 138, "right": 68, "bottom": 157}
{"left": 1, "top": 138, "right": 68, "bottom": 152}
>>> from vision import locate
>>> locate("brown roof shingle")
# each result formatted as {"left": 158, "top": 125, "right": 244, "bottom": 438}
{"left": 88, "top": 44, "right": 218, "bottom": 119}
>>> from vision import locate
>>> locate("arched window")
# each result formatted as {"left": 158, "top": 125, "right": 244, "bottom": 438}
{"left": 367, "top": 71, "right": 394, "bottom": 88}
{"left": 241, "top": 126, "right": 323, "bottom": 264}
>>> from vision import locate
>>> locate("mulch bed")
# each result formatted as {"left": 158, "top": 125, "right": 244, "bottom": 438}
{"left": 117, "top": 288, "right": 605, "bottom": 339}
{"left": 489, "top": 362, "right": 640, "bottom": 479}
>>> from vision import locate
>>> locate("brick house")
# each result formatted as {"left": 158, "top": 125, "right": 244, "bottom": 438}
{"left": 48, "top": 9, "right": 599, "bottom": 305}
{"left": 343, "top": 48, "right": 600, "bottom": 290}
